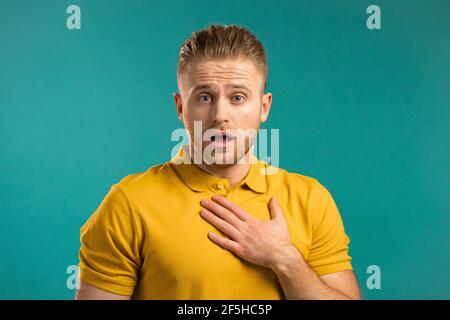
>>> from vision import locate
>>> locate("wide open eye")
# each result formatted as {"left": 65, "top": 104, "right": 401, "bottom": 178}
{"left": 231, "top": 95, "right": 245, "bottom": 104}
{"left": 199, "top": 94, "right": 212, "bottom": 103}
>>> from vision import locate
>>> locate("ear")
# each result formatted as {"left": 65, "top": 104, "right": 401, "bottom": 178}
{"left": 173, "top": 92, "right": 183, "bottom": 121}
{"left": 260, "top": 92, "right": 272, "bottom": 123}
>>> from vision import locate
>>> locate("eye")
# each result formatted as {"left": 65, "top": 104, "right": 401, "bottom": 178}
{"left": 198, "top": 94, "right": 212, "bottom": 103}
{"left": 231, "top": 95, "right": 245, "bottom": 104}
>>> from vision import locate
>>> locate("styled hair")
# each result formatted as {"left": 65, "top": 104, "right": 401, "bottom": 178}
{"left": 177, "top": 24, "right": 268, "bottom": 91}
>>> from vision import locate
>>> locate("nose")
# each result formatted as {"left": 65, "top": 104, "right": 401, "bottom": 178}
{"left": 210, "top": 96, "right": 230, "bottom": 125}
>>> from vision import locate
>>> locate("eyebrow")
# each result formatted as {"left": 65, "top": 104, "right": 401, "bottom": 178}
{"left": 192, "top": 84, "right": 214, "bottom": 92}
{"left": 192, "top": 83, "right": 251, "bottom": 92}
{"left": 229, "top": 84, "right": 251, "bottom": 91}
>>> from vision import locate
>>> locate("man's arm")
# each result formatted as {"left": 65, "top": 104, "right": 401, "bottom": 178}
{"left": 75, "top": 280, "right": 131, "bottom": 300}
{"left": 77, "top": 184, "right": 143, "bottom": 300}
{"left": 270, "top": 245, "right": 361, "bottom": 300}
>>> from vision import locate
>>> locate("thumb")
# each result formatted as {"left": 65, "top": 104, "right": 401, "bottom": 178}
{"left": 269, "top": 196, "right": 283, "bottom": 221}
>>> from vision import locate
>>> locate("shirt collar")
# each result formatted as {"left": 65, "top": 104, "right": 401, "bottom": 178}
{"left": 169, "top": 145, "right": 267, "bottom": 194}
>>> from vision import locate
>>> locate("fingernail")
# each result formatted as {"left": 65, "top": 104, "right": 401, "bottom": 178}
{"left": 201, "top": 199, "right": 209, "bottom": 205}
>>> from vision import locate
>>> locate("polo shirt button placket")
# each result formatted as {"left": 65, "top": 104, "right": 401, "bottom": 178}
{"left": 214, "top": 182, "right": 228, "bottom": 196}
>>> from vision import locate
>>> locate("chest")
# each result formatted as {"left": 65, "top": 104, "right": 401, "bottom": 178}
{"left": 140, "top": 191, "right": 312, "bottom": 281}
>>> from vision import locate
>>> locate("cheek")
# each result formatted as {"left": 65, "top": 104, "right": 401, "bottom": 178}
{"left": 184, "top": 104, "right": 209, "bottom": 124}
{"left": 232, "top": 104, "right": 261, "bottom": 129}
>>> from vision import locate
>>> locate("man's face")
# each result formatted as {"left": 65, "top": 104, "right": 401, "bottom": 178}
{"left": 174, "top": 57, "right": 272, "bottom": 167}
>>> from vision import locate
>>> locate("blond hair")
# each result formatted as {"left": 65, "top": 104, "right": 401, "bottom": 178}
{"left": 177, "top": 24, "right": 268, "bottom": 91}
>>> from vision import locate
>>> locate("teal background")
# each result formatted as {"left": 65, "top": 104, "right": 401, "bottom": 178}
{"left": 0, "top": 0, "right": 449, "bottom": 299}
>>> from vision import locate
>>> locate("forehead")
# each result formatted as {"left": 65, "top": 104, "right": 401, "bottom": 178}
{"left": 181, "top": 58, "right": 263, "bottom": 91}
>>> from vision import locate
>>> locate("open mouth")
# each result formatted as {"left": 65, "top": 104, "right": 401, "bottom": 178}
{"left": 210, "top": 133, "right": 233, "bottom": 143}
{"left": 209, "top": 131, "right": 234, "bottom": 148}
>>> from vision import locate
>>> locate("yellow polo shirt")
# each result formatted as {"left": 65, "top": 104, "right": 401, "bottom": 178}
{"left": 78, "top": 146, "right": 353, "bottom": 299}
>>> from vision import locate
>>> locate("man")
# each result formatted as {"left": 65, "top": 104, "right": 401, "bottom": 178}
{"left": 76, "top": 24, "right": 361, "bottom": 300}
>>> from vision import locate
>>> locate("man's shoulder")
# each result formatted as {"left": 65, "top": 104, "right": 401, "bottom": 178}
{"left": 264, "top": 162, "right": 331, "bottom": 198}
{"left": 113, "top": 160, "right": 175, "bottom": 195}
{"left": 263, "top": 162, "right": 317, "bottom": 187}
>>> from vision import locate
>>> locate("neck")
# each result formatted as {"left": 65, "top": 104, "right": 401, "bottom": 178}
{"left": 188, "top": 145, "right": 253, "bottom": 188}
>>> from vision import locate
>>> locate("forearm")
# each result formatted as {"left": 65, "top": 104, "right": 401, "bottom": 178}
{"left": 270, "top": 247, "right": 352, "bottom": 300}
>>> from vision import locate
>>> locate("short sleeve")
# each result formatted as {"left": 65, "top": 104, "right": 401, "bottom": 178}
{"left": 307, "top": 180, "right": 353, "bottom": 276}
{"left": 78, "top": 184, "right": 143, "bottom": 296}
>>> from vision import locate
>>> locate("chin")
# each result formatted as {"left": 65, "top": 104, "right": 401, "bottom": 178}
{"left": 200, "top": 140, "right": 252, "bottom": 167}
{"left": 215, "top": 150, "right": 250, "bottom": 167}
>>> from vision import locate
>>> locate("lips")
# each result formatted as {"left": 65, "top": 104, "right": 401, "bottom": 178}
{"left": 210, "top": 132, "right": 233, "bottom": 142}
{"left": 208, "top": 130, "right": 234, "bottom": 148}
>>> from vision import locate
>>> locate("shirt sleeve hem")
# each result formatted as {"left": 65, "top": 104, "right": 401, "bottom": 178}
{"left": 312, "top": 261, "right": 353, "bottom": 276}
{"left": 79, "top": 267, "right": 135, "bottom": 296}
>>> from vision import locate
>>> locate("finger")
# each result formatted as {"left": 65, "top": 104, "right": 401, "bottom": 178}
{"left": 207, "top": 232, "right": 241, "bottom": 253}
{"left": 201, "top": 198, "right": 244, "bottom": 229}
{"left": 269, "top": 196, "right": 283, "bottom": 221}
{"left": 210, "top": 195, "right": 251, "bottom": 222}
{"left": 200, "top": 208, "right": 241, "bottom": 241}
